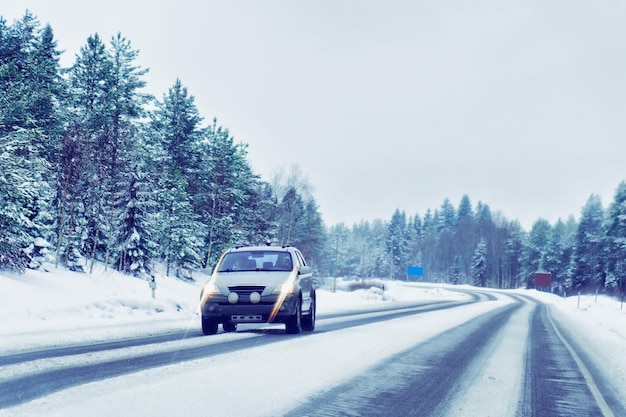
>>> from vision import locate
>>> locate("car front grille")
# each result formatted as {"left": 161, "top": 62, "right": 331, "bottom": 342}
{"left": 227, "top": 285, "right": 271, "bottom": 304}
{"left": 228, "top": 285, "right": 266, "bottom": 295}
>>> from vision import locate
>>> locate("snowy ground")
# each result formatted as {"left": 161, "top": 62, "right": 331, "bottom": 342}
{"left": 1, "top": 265, "right": 625, "bottom": 416}
{"left": 0, "top": 264, "right": 471, "bottom": 352}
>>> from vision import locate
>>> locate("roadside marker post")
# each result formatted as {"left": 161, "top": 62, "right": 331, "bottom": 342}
{"left": 149, "top": 276, "right": 157, "bottom": 299}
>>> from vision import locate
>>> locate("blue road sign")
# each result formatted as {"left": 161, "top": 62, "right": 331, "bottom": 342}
{"left": 407, "top": 266, "right": 424, "bottom": 276}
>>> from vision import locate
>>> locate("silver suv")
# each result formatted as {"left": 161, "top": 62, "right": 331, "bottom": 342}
{"left": 199, "top": 245, "right": 316, "bottom": 335}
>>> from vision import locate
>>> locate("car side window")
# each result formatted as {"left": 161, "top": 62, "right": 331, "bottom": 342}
{"left": 295, "top": 250, "right": 307, "bottom": 267}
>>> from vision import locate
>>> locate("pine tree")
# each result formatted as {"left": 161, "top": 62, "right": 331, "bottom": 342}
{"left": 503, "top": 220, "right": 525, "bottom": 289}
{"left": 151, "top": 78, "right": 202, "bottom": 174}
{"left": 525, "top": 218, "right": 551, "bottom": 286}
{"left": 147, "top": 79, "right": 205, "bottom": 272}
{"left": 386, "top": 209, "right": 407, "bottom": 280}
{"left": 438, "top": 198, "right": 457, "bottom": 232}
{"left": 62, "top": 33, "right": 112, "bottom": 268}
{"left": 61, "top": 32, "right": 150, "bottom": 272}
{"left": 471, "top": 239, "right": 488, "bottom": 287}
{"left": 0, "top": 12, "right": 36, "bottom": 135}
{"left": 104, "top": 33, "right": 150, "bottom": 181}
{"left": 0, "top": 14, "right": 63, "bottom": 263}
{"left": 406, "top": 214, "right": 423, "bottom": 276}
{"left": 475, "top": 202, "right": 496, "bottom": 284}
{"left": 420, "top": 209, "right": 438, "bottom": 280}
{"left": 113, "top": 168, "right": 154, "bottom": 277}
{"left": 568, "top": 194, "right": 606, "bottom": 292}
{"left": 0, "top": 131, "right": 50, "bottom": 270}
{"left": 194, "top": 120, "right": 259, "bottom": 267}
{"left": 544, "top": 218, "right": 575, "bottom": 293}
{"left": 436, "top": 198, "right": 457, "bottom": 280}
{"left": 455, "top": 195, "right": 476, "bottom": 283}
{"left": 0, "top": 14, "right": 65, "bottom": 162}
{"left": 156, "top": 170, "right": 203, "bottom": 279}
{"left": 605, "top": 181, "right": 626, "bottom": 295}
{"left": 490, "top": 218, "right": 512, "bottom": 289}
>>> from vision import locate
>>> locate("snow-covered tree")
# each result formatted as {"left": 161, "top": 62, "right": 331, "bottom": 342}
{"left": 385, "top": 209, "right": 408, "bottom": 279}
{"left": 194, "top": 120, "right": 258, "bottom": 267}
{"left": 0, "top": 13, "right": 65, "bottom": 163}
{"left": 455, "top": 195, "right": 476, "bottom": 282}
{"left": 524, "top": 218, "right": 551, "bottom": 285}
{"left": 471, "top": 238, "right": 488, "bottom": 287}
{"left": 0, "top": 14, "right": 62, "bottom": 270}
{"left": 544, "top": 217, "right": 575, "bottom": 292}
{"left": 503, "top": 220, "right": 525, "bottom": 289}
{"left": 568, "top": 194, "right": 606, "bottom": 292}
{"left": 113, "top": 169, "right": 155, "bottom": 277}
{"left": 0, "top": 131, "right": 51, "bottom": 270}
{"left": 605, "top": 181, "right": 626, "bottom": 294}
{"left": 150, "top": 78, "right": 202, "bottom": 175}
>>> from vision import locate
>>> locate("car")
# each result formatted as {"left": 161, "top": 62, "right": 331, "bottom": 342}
{"left": 199, "top": 244, "right": 316, "bottom": 335}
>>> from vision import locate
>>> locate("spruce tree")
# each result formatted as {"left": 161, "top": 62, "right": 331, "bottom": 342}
{"left": 113, "top": 168, "right": 154, "bottom": 277}
{"left": 455, "top": 195, "right": 476, "bottom": 283}
{"left": 0, "top": 131, "right": 50, "bottom": 270}
{"left": 148, "top": 80, "right": 203, "bottom": 273}
{"left": 545, "top": 218, "right": 575, "bottom": 293}
{"left": 194, "top": 120, "right": 259, "bottom": 267}
{"left": 605, "top": 181, "right": 626, "bottom": 295}
{"left": 503, "top": 220, "right": 525, "bottom": 289}
{"left": 471, "top": 239, "right": 488, "bottom": 287}
{"left": 568, "top": 194, "right": 606, "bottom": 292}
{"left": 0, "top": 13, "right": 62, "bottom": 270}
{"left": 386, "top": 209, "right": 407, "bottom": 280}
{"left": 525, "top": 218, "right": 551, "bottom": 285}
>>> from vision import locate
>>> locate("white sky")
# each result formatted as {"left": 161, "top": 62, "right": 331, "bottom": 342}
{"left": 3, "top": 1, "right": 626, "bottom": 229}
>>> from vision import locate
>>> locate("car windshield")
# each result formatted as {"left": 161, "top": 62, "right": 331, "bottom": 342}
{"left": 218, "top": 251, "right": 293, "bottom": 272}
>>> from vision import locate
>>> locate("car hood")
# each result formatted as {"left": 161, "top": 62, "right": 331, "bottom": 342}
{"left": 213, "top": 270, "right": 294, "bottom": 295}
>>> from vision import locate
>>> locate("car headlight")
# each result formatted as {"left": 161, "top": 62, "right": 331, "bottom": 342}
{"left": 201, "top": 282, "right": 223, "bottom": 297}
{"left": 273, "top": 281, "right": 295, "bottom": 295}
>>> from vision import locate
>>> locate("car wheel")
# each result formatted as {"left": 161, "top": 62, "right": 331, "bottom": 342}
{"left": 202, "top": 316, "right": 219, "bottom": 335}
{"left": 285, "top": 297, "right": 302, "bottom": 334}
{"left": 302, "top": 293, "right": 316, "bottom": 332}
{"left": 223, "top": 321, "right": 237, "bottom": 333}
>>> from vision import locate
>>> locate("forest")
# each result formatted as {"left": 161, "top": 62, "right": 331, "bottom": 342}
{"left": 1, "top": 12, "right": 625, "bottom": 296}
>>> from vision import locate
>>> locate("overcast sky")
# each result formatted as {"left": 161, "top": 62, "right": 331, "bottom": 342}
{"left": 4, "top": 1, "right": 626, "bottom": 230}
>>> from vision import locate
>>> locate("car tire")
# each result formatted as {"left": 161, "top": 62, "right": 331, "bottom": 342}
{"left": 285, "top": 297, "right": 302, "bottom": 334}
{"left": 202, "top": 316, "right": 219, "bottom": 335}
{"left": 223, "top": 321, "right": 237, "bottom": 333}
{"left": 302, "top": 292, "right": 316, "bottom": 332}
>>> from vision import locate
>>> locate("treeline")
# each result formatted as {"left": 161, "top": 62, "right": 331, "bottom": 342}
{"left": 0, "top": 12, "right": 324, "bottom": 277}
{"left": 2, "top": 12, "right": 625, "bottom": 296}
{"left": 325, "top": 189, "right": 626, "bottom": 296}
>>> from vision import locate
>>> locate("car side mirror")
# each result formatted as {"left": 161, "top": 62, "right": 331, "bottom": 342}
{"left": 299, "top": 266, "right": 311, "bottom": 275}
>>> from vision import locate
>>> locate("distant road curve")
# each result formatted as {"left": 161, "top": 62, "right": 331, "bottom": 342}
{"left": 285, "top": 291, "right": 626, "bottom": 417}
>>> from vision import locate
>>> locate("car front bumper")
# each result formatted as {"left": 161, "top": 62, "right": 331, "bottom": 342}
{"left": 201, "top": 293, "right": 298, "bottom": 324}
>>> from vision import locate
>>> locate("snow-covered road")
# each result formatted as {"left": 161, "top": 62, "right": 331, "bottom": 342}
{"left": 2, "top": 290, "right": 625, "bottom": 416}
{"left": 2, "top": 268, "right": 626, "bottom": 417}
{"left": 1, "top": 295, "right": 497, "bottom": 416}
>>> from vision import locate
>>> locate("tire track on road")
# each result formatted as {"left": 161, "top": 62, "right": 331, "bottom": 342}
{"left": 0, "top": 299, "right": 475, "bottom": 409}
{"left": 520, "top": 301, "right": 620, "bottom": 417}
{"left": 284, "top": 299, "right": 523, "bottom": 417}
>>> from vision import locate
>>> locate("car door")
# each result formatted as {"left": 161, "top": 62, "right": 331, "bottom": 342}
{"left": 294, "top": 250, "right": 313, "bottom": 311}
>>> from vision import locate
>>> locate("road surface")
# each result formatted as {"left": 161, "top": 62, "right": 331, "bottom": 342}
{"left": 1, "top": 288, "right": 623, "bottom": 416}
